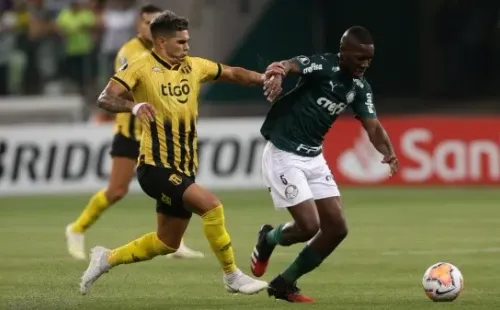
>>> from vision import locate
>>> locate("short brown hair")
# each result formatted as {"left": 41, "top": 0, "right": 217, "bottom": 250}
{"left": 150, "top": 10, "right": 189, "bottom": 38}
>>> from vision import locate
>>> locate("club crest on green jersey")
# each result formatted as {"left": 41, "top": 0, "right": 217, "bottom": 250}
{"left": 346, "top": 91, "right": 356, "bottom": 104}
{"left": 297, "top": 56, "right": 310, "bottom": 65}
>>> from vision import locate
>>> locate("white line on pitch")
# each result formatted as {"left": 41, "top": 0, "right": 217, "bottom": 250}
{"left": 381, "top": 247, "right": 500, "bottom": 256}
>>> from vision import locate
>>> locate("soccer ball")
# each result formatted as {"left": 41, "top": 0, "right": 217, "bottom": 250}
{"left": 422, "top": 262, "right": 464, "bottom": 302}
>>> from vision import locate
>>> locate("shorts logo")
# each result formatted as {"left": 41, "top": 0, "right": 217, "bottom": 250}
{"left": 285, "top": 185, "right": 298, "bottom": 200}
{"left": 161, "top": 193, "right": 172, "bottom": 205}
{"left": 168, "top": 174, "right": 182, "bottom": 186}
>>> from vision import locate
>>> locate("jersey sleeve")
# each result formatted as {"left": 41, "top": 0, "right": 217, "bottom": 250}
{"left": 111, "top": 59, "right": 142, "bottom": 92}
{"left": 291, "top": 54, "right": 329, "bottom": 78}
{"left": 350, "top": 80, "right": 377, "bottom": 118}
{"left": 192, "top": 57, "right": 222, "bottom": 83}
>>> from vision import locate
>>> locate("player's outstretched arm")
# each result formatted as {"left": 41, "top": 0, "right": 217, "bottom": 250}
{"left": 97, "top": 80, "right": 136, "bottom": 113}
{"left": 359, "top": 117, "right": 399, "bottom": 176}
{"left": 218, "top": 65, "right": 284, "bottom": 86}
{"left": 265, "top": 56, "right": 315, "bottom": 78}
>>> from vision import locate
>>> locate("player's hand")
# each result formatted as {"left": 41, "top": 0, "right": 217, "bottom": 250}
{"left": 263, "top": 75, "right": 283, "bottom": 102}
{"left": 382, "top": 154, "right": 399, "bottom": 176}
{"left": 132, "top": 102, "right": 156, "bottom": 122}
{"left": 263, "top": 62, "right": 286, "bottom": 102}
{"left": 264, "top": 62, "right": 286, "bottom": 79}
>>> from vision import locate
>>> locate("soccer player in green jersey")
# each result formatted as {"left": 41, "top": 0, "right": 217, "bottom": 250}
{"left": 250, "top": 26, "right": 400, "bottom": 302}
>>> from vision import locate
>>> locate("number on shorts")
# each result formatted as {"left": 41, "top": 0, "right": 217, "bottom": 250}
{"left": 279, "top": 174, "right": 288, "bottom": 185}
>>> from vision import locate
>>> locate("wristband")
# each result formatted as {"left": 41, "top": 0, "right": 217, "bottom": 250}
{"left": 132, "top": 102, "right": 147, "bottom": 116}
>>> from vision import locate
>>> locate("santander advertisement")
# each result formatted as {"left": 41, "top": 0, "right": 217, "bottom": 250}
{"left": 323, "top": 116, "right": 500, "bottom": 185}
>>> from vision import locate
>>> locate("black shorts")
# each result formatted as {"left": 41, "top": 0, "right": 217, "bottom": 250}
{"left": 110, "top": 133, "right": 140, "bottom": 160}
{"left": 136, "top": 164, "right": 195, "bottom": 219}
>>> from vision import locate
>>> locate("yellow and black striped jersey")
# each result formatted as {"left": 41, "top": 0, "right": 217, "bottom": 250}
{"left": 113, "top": 37, "right": 151, "bottom": 141}
{"left": 111, "top": 52, "right": 222, "bottom": 176}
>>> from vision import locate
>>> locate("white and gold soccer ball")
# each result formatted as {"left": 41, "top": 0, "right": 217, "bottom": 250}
{"left": 422, "top": 262, "right": 464, "bottom": 302}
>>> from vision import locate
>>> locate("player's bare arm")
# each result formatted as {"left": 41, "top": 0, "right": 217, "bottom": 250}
{"left": 97, "top": 80, "right": 136, "bottom": 112}
{"left": 217, "top": 65, "right": 285, "bottom": 101}
{"left": 97, "top": 80, "right": 155, "bottom": 122}
{"left": 218, "top": 64, "right": 285, "bottom": 85}
{"left": 359, "top": 117, "right": 399, "bottom": 175}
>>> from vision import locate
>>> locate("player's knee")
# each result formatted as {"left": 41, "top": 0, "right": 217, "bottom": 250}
{"left": 209, "top": 198, "right": 222, "bottom": 210}
{"left": 323, "top": 219, "right": 348, "bottom": 241}
{"left": 336, "top": 223, "right": 348, "bottom": 241}
{"left": 184, "top": 184, "right": 221, "bottom": 214}
{"left": 201, "top": 193, "right": 222, "bottom": 213}
{"left": 106, "top": 186, "right": 129, "bottom": 203}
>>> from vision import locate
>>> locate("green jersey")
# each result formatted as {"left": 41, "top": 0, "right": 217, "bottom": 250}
{"left": 261, "top": 53, "right": 377, "bottom": 157}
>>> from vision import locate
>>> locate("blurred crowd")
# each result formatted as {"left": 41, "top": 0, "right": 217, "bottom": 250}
{"left": 1, "top": 0, "right": 500, "bottom": 103}
{"left": 0, "top": 0, "right": 139, "bottom": 99}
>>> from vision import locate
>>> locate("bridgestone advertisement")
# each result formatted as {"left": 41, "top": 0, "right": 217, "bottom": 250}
{"left": 0, "top": 116, "right": 498, "bottom": 196}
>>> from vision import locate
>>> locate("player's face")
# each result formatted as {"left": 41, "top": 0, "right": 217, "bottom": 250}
{"left": 161, "top": 30, "right": 190, "bottom": 63}
{"left": 342, "top": 44, "right": 374, "bottom": 78}
{"left": 138, "top": 12, "right": 161, "bottom": 42}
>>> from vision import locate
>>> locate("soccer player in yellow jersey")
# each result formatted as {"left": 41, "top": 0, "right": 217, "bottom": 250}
{"left": 79, "top": 10, "right": 284, "bottom": 295}
{"left": 65, "top": 5, "right": 203, "bottom": 260}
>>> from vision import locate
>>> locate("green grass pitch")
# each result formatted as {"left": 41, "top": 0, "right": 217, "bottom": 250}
{"left": 0, "top": 187, "right": 499, "bottom": 309}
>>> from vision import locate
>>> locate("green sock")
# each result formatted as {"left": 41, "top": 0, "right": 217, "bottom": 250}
{"left": 281, "top": 245, "right": 324, "bottom": 283}
{"left": 265, "top": 224, "right": 284, "bottom": 246}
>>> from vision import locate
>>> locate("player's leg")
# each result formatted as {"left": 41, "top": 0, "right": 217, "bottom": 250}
{"left": 66, "top": 137, "right": 137, "bottom": 260}
{"left": 268, "top": 158, "right": 347, "bottom": 303}
{"left": 258, "top": 175, "right": 319, "bottom": 302}
{"left": 266, "top": 197, "right": 346, "bottom": 301}
{"left": 67, "top": 134, "right": 137, "bottom": 259}
{"left": 250, "top": 173, "right": 320, "bottom": 274}
{"left": 251, "top": 142, "right": 319, "bottom": 277}
{"left": 71, "top": 156, "right": 135, "bottom": 230}
{"left": 181, "top": 183, "right": 268, "bottom": 294}
{"left": 79, "top": 164, "right": 190, "bottom": 294}
{"left": 310, "top": 197, "right": 348, "bottom": 258}
{"left": 67, "top": 134, "right": 202, "bottom": 260}
{"left": 306, "top": 157, "right": 348, "bottom": 259}
{"left": 79, "top": 211, "right": 187, "bottom": 294}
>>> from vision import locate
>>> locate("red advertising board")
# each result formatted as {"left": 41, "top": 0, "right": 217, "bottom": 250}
{"left": 323, "top": 116, "right": 500, "bottom": 185}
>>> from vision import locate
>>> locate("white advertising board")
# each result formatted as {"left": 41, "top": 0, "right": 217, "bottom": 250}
{"left": 0, "top": 118, "right": 267, "bottom": 196}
